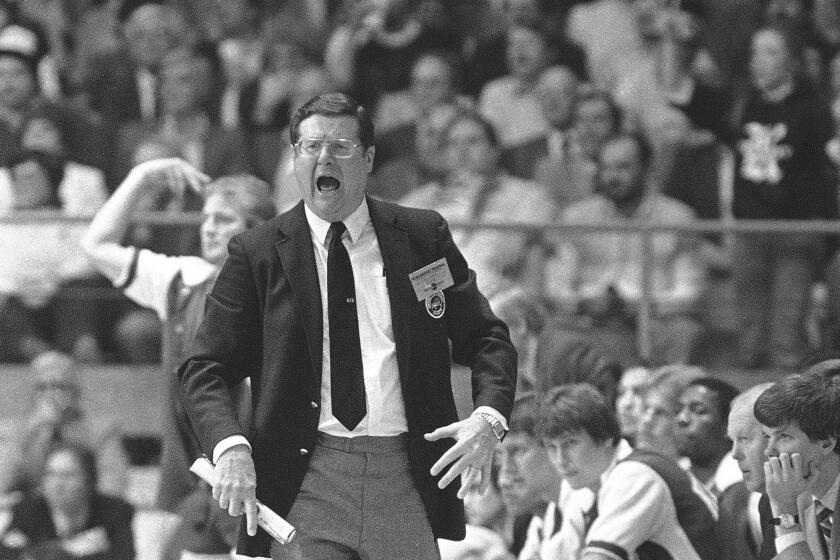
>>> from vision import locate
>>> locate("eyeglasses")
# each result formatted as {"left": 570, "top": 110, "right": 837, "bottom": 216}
{"left": 294, "top": 137, "right": 363, "bottom": 158}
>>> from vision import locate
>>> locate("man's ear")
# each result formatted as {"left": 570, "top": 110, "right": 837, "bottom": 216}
{"left": 819, "top": 435, "right": 837, "bottom": 455}
{"left": 365, "top": 146, "right": 375, "bottom": 173}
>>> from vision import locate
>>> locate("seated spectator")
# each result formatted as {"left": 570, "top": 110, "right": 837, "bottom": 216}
{"left": 495, "top": 394, "right": 562, "bottom": 556}
{"left": 536, "top": 383, "right": 717, "bottom": 559}
{"left": 114, "top": 44, "right": 250, "bottom": 183}
{"left": 755, "top": 371, "right": 840, "bottom": 560}
{"left": 718, "top": 382, "right": 776, "bottom": 560}
{"left": 0, "top": 112, "right": 108, "bottom": 363}
{"left": 439, "top": 525, "right": 515, "bottom": 560}
{"left": 478, "top": 18, "right": 552, "bottom": 152}
{"left": 324, "top": 0, "right": 461, "bottom": 110}
{"left": 368, "top": 99, "right": 460, "bottom": 203}
{"left": 637, "top": 364, "right": 707, "bottom": 460}
{"left": 1, "top": 443, "right": 134, "bottom": 560}
{"left": 79, "top": 1, "right": 190, "bottom": 129}
{"left": 81, "top": 158, "right": 274, "bottom": 515}
{"left": 373, "top": 49, "right": 470, "bottom": 137}
{"left": 159, "top": 481, "right": 237, "bottom": 560}
{"left": 615, "top": 366, "right": 651, "bottom": 446}
{"left": 503, "top": 65, "right": 579, "bottom": 180}
{"left": 488, "top": 289, "right": 547, "bottom": 394}
{"left": 544, "top": 132, "right": 707, "bottom": 366}
{"left": 401, "top": 111, "right": 558, "bottom": 298}
{"left": 0, "top": 352, "right": 128, "bottom": 500}
{"left": 675, "top": 377, "right": 742, "bottom": 498}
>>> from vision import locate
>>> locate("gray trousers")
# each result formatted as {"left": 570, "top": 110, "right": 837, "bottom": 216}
{"left": 271, "top": 432, "right": 441, "bottom": 560}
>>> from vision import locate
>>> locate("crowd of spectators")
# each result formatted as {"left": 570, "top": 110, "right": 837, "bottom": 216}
{"left": 2, "top": 0, "right": 840, "bottom": 369}
{"left": 2, "top": 0, "right": 840, "bottom": 558}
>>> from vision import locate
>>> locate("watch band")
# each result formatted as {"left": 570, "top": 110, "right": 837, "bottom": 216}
{"left": 770, "top": 513, "right": 800, "bottom": 528}
{"left": 476, "top": 412, "right": 507, "bottom": 441}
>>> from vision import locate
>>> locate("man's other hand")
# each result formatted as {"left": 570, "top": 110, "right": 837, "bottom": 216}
{"left": 425, "top": 415, "right": 498, "bottom": 499}
{"left": 213, "top": 444, "right": 258, "bottom": 536}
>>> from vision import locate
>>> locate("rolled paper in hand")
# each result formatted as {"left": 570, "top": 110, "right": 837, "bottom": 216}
{"left": 190, "top": 457, "right": 297, "bottom": 544}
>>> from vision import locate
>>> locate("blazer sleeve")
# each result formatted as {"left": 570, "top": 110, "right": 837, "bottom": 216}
{"left": 434, "top": 213, "right": 518, "bottom": 420}
{"left": 178, "top": 234, "right": 263, "bottom": 457}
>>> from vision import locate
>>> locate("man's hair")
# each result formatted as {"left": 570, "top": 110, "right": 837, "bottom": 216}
{"left": 686, "top": 377, "right": 740, "bottom": 421}
{"left": 289, "top": 92, "right": 375, "bottom": 149}
{"left": 538, "top": 383, "right": 621, "bottom": 445}
{"left": 645, "top": 364, "right": 707, "bottom": 414}
{"left": 509, "top": 392, "right": 542, "bottom": 439}
{"left": 802, "top": 358, "right": 840, "bottom": 380}
{"left": 754, "top": 373, "right": 840, "bottom": 452}
{"left": 203, "top": 174, "right": 276, "bottom": 227}
{"left": 442, "top": 110, "right": 501, "bottom": 149}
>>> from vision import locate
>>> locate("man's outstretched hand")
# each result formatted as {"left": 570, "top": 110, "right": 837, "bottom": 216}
{"left": 425, "top": 415, "right": 498, "bottom": 499}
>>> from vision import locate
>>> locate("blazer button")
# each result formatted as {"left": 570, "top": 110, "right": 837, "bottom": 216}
{"left": 310, "top": 401, "right": 318, "bottom": 409}
{"left": 299, "top": 448, "right": 308, "bottom": 456}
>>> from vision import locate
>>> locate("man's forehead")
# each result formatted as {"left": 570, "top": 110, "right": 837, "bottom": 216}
{"left": 761, "top": 421, "right": 800, "bottom": 435}
{"left": 299, "top": 115, "right": 361, "bottom": 139}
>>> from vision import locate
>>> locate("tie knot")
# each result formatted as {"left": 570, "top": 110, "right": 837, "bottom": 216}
{"left": 329, "top": 221, "right": 347, "bottom": 243}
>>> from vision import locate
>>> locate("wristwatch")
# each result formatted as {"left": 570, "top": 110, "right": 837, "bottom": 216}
{"left": 770, "top": 513, "right": 800, "bottom": 529}
{"left": 476, "top": 412, "right": 507, "bottom": 442}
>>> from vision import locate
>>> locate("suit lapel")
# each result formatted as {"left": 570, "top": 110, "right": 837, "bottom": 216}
{"left": 274, "top": 202, "right": 323, "bottom": 381}
{"left": 368, "top": 197, "right": 412, "bottom": 385}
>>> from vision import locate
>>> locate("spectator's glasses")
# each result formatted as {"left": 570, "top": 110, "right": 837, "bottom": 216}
{"left": 294, "top": 138, "right": 363, "bottom": 158}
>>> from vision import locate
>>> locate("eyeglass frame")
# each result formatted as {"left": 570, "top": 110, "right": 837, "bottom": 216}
{"left": 293, "top": 137, "right": 366, "bottom": 158}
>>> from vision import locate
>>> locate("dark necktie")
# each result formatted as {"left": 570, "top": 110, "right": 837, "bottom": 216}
{"left": 816, "top": 499, "right": 833, "bottom": 558}
{"left": 328, "top": 222, "right": 366, "bottom": 430}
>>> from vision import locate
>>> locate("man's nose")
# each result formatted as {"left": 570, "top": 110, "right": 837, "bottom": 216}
{"left": 676, "top": 408, "right": 690, "bottom": 426}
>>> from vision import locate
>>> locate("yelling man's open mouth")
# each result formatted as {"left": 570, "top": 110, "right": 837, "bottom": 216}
{"left": 316, "top": 175, "right": 340, "bottom": 192}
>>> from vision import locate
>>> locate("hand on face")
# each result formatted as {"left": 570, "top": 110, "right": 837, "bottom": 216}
{"left": 763, "top": 452, "right": 813, "bottom": 514}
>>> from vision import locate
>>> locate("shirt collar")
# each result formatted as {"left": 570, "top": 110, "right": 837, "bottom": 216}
{"left": 814, "top": 471, "right": 839, "bottom": 510}
{"left": 303, "top": 198, "right": 370, "bottom": 246}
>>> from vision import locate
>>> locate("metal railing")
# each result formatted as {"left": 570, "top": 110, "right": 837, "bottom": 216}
{"left": 4, "top": 211, "right": 840, "bottom": 362}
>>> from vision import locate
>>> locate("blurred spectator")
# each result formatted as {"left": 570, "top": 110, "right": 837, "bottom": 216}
{"left": 219, "top": 30, "right": 316, "bottom": 133}
{"left": 675, "top": 377, "right": 741, "bottom": 498}
{"left": 0, "top": 352, "right": 128, "bottom": 499}
{"left": 324, "top": 0, "right": 462, "bottom": 109}
{"left": 636, "top": 364, "right": 706, "bottom": 459}
{"left": 534, "top": 87, "right": 622, "bottom": 209}
{"left": 255, "top": 65, "right": 331, "bottom": 211}
{"left": 1, "top": 443, "right": 134, "bottom": 560}
{"left": 115, "top": 44, "right": 249, "bottom": 183}
{"left": 478, "top": 18, "right": 553, "bottom": 152}
{"left": 368, "top": 99, "right": 459, "bottom": 202}
{"left": 544, "top": 132, "right": 707, "bottom": 366}
{"left": 81, "top": 159, "right": 273, "bottom": 514}
{"left": 495, "top": 393, "right": 561, "bottom": 556}
{"left": 615, "top": 365, "right": 650, "bottom": 446}
{"left": 80, "top": 1, "right": 190, "bottom": 128}
{"left": 0, "top": 109, "right": 108, "bottom": 363}
{"left": 373, "top": 49, "right": 469, "bottom": 136}
{"left": 502, "top": 64, "right": 579, "bottom": 180}
{"left": 534, "top": 334, "right": 623, "bottom": 407}
{"left": 439, "top": 525, "right": 514, "bottom": 560}
{"left": 401, "top": 110, "right": 558, "bottom": 298}
{"left": 489, "top": 289, "right": 547, "bottom": 394}
{"left": 159, "top": 481, "right": 237, "bottom": 560}
{"left": 669, "top": 23, "right": 836, "bottom": 368}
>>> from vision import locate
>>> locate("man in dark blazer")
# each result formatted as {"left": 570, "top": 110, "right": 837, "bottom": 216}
{"left": 178, "top": 92, "right": 517, "bottom": 559}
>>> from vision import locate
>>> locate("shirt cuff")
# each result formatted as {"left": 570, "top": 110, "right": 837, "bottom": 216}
{"left": 212, "top": 435, "right": 251, "bottom": 464}
{"left": 774, "top": 531, "right": 805, "bottom": 552}
{"left": 472, "top": 406, "right": 509, "bottom": 431}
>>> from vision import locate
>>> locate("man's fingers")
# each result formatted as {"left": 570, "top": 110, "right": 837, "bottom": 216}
{"left": 790, "top": 452, "right": 804, "bottom": 476}
{"left": 245, "top": 500, "right": 259, "bottom": 536}
{"left": 425, "top": 424, "right": 457, "bottom": 442}
{"left": 438, "top": 456, "right": 471, "bottom": 490}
